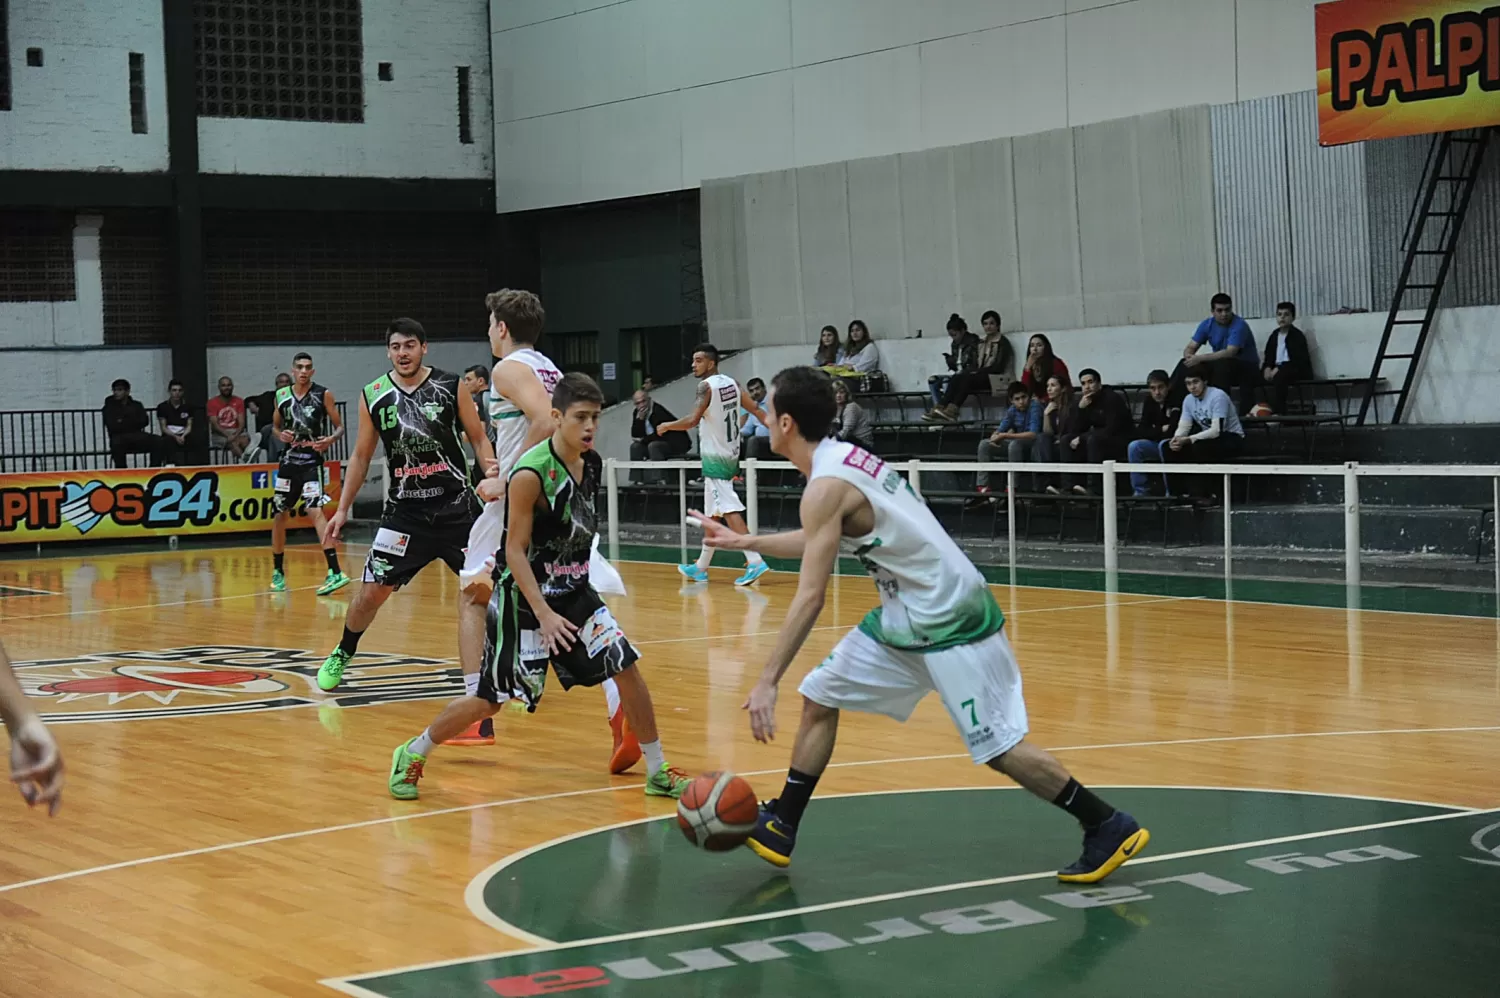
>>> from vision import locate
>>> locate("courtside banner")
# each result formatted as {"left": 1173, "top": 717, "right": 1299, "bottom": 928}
{"left": 0, "top": 463, "right": 341, "bottom": 544}
{"left": 1317, "top": 0, "right": 1500, "bottom": 145}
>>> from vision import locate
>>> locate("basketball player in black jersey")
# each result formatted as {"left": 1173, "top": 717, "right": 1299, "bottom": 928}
{"left": 317, "top": 319, "right": 498, "bottom": 692}
{"left": 269, "top": 352, "right": 349, "bottom": 595}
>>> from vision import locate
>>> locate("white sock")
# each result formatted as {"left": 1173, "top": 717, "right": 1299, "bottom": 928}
{"left": 463, "top": 672, "right": 480, "bottom": 697}
{"left": 641, "top": 739, "right": 665, "bottom": 773}
{"left": 411, "top": 729, "right": 436, "bottom": 756}
{"left": 695, "top": 545, "right": 713, "bottom": 572}
{"left": 603, "top": 677, "right": 621, "bottom": 719}
{"left": 745, "top": 550, "right": 764, "bottom": 566}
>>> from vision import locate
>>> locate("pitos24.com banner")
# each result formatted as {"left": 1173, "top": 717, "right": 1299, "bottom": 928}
{"left": 1317, "top": 0, "right": 1500, "bottom": 145}
{"left": 0, "top": 463, "right": 341, "bottom": 544}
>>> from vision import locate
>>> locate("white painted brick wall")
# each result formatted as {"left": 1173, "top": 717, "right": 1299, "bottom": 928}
{"left": 197, "top": 0, "right": 493, "bottom": 178}
{"left": 1, "top": 0, "right": 169, "bottom": 171}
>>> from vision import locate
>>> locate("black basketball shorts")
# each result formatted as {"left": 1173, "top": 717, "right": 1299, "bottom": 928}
{"left": 479, "top": 579, "right": 638, "bottom": 709}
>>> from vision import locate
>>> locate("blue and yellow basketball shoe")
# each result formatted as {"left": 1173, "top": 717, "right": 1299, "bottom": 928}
{"left": 1057, "top": 810, "right": 1150, "bottom": 883}
{"left": 746, "top": 800, "right": 797, "bottom": 868}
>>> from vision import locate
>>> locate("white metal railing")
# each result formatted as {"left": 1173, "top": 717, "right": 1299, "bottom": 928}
{"left": 603, "top": 457, "right": 1500, "bottom": 595}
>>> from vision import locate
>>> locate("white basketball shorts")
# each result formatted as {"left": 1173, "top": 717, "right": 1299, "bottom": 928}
{"left": 704, "top": 477, "right": 745, "bottom": 517}
{"left": 798, "top": 626, "right": 1029, "bottom": 764}
{"left": 459, "top": 499, "right": 506, "bottom": 592}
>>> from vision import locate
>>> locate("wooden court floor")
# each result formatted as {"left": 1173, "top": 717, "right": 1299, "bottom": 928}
{"left": 0, "top": 543, "right": 1498, "bottom": 997}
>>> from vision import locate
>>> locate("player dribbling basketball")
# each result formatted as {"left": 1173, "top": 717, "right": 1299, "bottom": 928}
{"left": 694, "top": 366, "right": 1150, "bottom": 884}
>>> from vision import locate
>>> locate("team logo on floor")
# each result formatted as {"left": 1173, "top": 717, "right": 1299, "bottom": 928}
{"left": 14, "top": 645, "right": 465, "bottom": 723}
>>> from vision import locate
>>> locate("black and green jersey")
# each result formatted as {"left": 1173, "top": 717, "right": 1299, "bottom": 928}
{"left": 363, "top": 368, "right": 473, "bottom": 525}
{"left": 501, "top": 439, "right": 601, "bottom": 603}
{"left": 275, "top": 382, "right": 330, "bottom": 469}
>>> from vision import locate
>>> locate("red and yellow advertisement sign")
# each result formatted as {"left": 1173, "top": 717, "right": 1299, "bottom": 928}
{"left": 1317, "top": 0, "right": 1500, "bottom": 145}
{"left": 0, "top": 463, "right": 341, "bottom": 545}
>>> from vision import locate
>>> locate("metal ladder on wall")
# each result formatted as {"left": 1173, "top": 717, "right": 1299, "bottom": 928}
{"left": 1357, "top": 127, "right": 1493, "bottom": 426}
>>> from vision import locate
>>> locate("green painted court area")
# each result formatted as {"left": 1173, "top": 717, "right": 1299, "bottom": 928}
{"left": 328, "top": 789, "right": 1500, "bottom": 998}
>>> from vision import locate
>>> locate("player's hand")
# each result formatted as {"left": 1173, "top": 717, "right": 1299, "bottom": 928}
{"left": 476, "top": 477, "right": 506, "bottom": 503}
{"left": 311, "top": 437, "right": 332, "bottom": 453}
{"left": 278, "top": 429, "right": 296, "bottom": 444}
{"left": 538, "top": 610, "right": 579, "bottom": 654}
{"left": 10, "top": 718, "right": 63, "bottom": 817}
{"left": 688, "top": 510, "right": 749, "bottom": 550}
{"left": 325, "top": 507, "right": 349, "bottom": 541}
{"left": 743, "top": 680, "right": 778, "bottom": 743}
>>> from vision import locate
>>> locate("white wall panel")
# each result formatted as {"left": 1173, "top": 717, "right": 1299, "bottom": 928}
{"left": 1136, "top": 107, "right": 1219, "bottom": 322}
{"left": 577, "top": 92, "right": 683, "bottom": 203}
{"left": 1066, "top": 0, "right": 1237, "bottom": 126}
{"left": 789, "top": 0, "right": 1063, "bottom": 67}
{"left": 680, "top": 73, "right": 796, "bottom": 187}
{"left": 792, "top": 47, "right": 922, "bottom": 168}
{"left": 1074, "top": 120, "right": 1147, "bottom": 327}
{"left": 899, "top": 149, "right": 961, "bottom": 335}
{"left": 1013, "top": 129, "right": 1085, "bottom": 330}
{"left": 744, "top": 170, "right": 805, "bottom": 346}
{"left": 645, "top": 0, "right": 792, "bottom": 92}
{"left": 495, "top": 112, "right": 583, "bottom": 211}
{"left": 492, "top": 15, "right": 584, "bottom": 120}
{"left": 846, "top": 156, "right": 909, "bottom": 340}
{"left": 490, "top": 0, "right": 577, "bottom": 32}
{"left": 918, "top": 18, "right": 1069, "bottom": 150}
{"left": 952, "top": 139, "right": 1023, "bottom": 331}
{"left": 1235, "top": 0, "right": 1319, "bottom": 102}
{"left": 794, "top": 165, "right": 856, "bottom": 329}
{"left": 572, "top": 2, "right": 651, "bottom": 111}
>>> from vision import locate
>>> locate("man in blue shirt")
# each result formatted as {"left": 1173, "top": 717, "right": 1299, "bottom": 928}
{"left": 969, "top": 381, "right": 1042, "bottom": 507}
{"left": 1170, "top": 292, "right": 1260, "bottom": 416}
{"left": 1162, "top": 372, "right": 1245, "bottom": 500}
{"left": 739, "top": 377, "right": 772, "bottom": 461}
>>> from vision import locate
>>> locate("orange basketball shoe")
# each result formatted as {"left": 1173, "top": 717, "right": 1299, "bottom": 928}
{"left": 609, "top": 710, "right": 641, "bottom": 774}
{"left": 444, "top": 717, "right": 494, "bottom": 746}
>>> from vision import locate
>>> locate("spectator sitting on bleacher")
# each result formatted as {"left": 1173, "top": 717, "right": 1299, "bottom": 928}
{"left": 1126, "top": 369, "right": 1178, "bottom": 496}
{"left": 1036, "top": 375, "right": 1083, "bottom": 494}
{"left": 206, "top": 376, "right": 251, "bottom": 460}
{"left": 1164, "top": 372, "right": 1245, "bottom": 499}
{"left": 1065, "top": 369, "right": 1133, "bottom": 494}
{"left": 925, "top": 310, "right": 1014, "bottom": 423}
{"left": 926, "top": 314, "right": 980, "bottom": 410}
{"left": 832, "top": 379, "right": 875, "bottom": 452}
{"left": 1260, "top": 301, "right": 1313, "bottom": 415}
{"left": 837, "top": 320, "right": 881, "bottom": 375}
{"left": 102, "top": 379, "right": 156, "bottom": 469}
{"left": 1172, "top": 292, "right": 1259, "bottom": 416}
{"left": 740, "top": 377, "right": 773, "bottom": 461}
{"left": 630, "top": 389, "right": 690, "bottom": 484}
{"left": 966, "top": 380, "right": 1041, "bottom": 509}
{"left": 156, "top": 380, "right": 195, "bottom": 467}
{"left": 814, "top": 325, "right": 841, "bottom": 367}
{"left": 1019, "top": 334, "right": 1070, "bottom": 396}
{"left": 246, "top": 372, "right": 292, "bottom": 462}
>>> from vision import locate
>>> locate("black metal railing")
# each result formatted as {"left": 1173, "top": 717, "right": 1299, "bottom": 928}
{"left": 0, "top": 403, "right": 351, "bottom": 474}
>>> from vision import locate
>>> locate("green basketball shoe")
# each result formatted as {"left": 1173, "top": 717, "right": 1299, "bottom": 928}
{"left": 316, "top": 570, "right": 351, "bottom": 596}
{"left": 317, "top": 647, "right": 351, "bottom": 692}
{"left": 270, "top": 569, "right": 286, "bottom": 592}
{"left": 388, "top": 739, "right": 426, "bottom": 800}
{"left": 644, "top": 763, "right": 692, "bottom": 799}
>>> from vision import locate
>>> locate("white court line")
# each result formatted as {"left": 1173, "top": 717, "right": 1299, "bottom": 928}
{"left": 3, "top": 722, "right": 1495, "bottom": 896}
{"left": 325, "top": 802, "right": 1500, "bottom": 992}
{"left": 462, "top": 783, "right": 1474, "bottom": 947}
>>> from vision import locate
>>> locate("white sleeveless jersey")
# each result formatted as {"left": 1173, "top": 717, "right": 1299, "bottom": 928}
{"left": 698, "top": 373, "right": 741, "bottom": 480}
{"left": 490, "top": 348, "right": 563, "bottom": 480}
{"left": 810, "top": 438, "right": 1004, "bottom": 651}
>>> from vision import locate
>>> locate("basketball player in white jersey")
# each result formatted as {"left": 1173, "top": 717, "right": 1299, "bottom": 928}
{"left": 447, "top": 289, "right": 560, "bottom": 747}
{"left": 656, "top": 344, "right": 769, "bottom": 586}
{"left": 692, "top": 366, "right": 1149, "bottom": 884}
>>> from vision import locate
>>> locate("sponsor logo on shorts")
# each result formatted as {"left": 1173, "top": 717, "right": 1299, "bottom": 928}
{"left": 13, "top": 645, "right": 464, "bottom": 723}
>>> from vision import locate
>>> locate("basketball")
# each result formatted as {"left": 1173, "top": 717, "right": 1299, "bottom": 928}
{"left": 1249, "top": 403, "right": 1273, "bottom": 417}
{"left": 675, "top": 771, "right": 759, "bottom": 851}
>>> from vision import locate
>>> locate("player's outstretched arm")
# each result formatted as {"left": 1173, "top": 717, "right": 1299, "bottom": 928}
{"left": 655, "top": 380, "right": 710, "bottom": 433}
{"left": 744, "top": 480, "right": 848, "bottom": 743}
{"left": 0, "top": 642, "right": 63, "bottom": 815}
{"left": 493, "top": 359, "right": 556, "bottom": 466}
{"left": 690, "top": 511, "right": 806, "bottom": 559}
{"left": 457, "top": 386, "right": 498, "bottom": 482}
